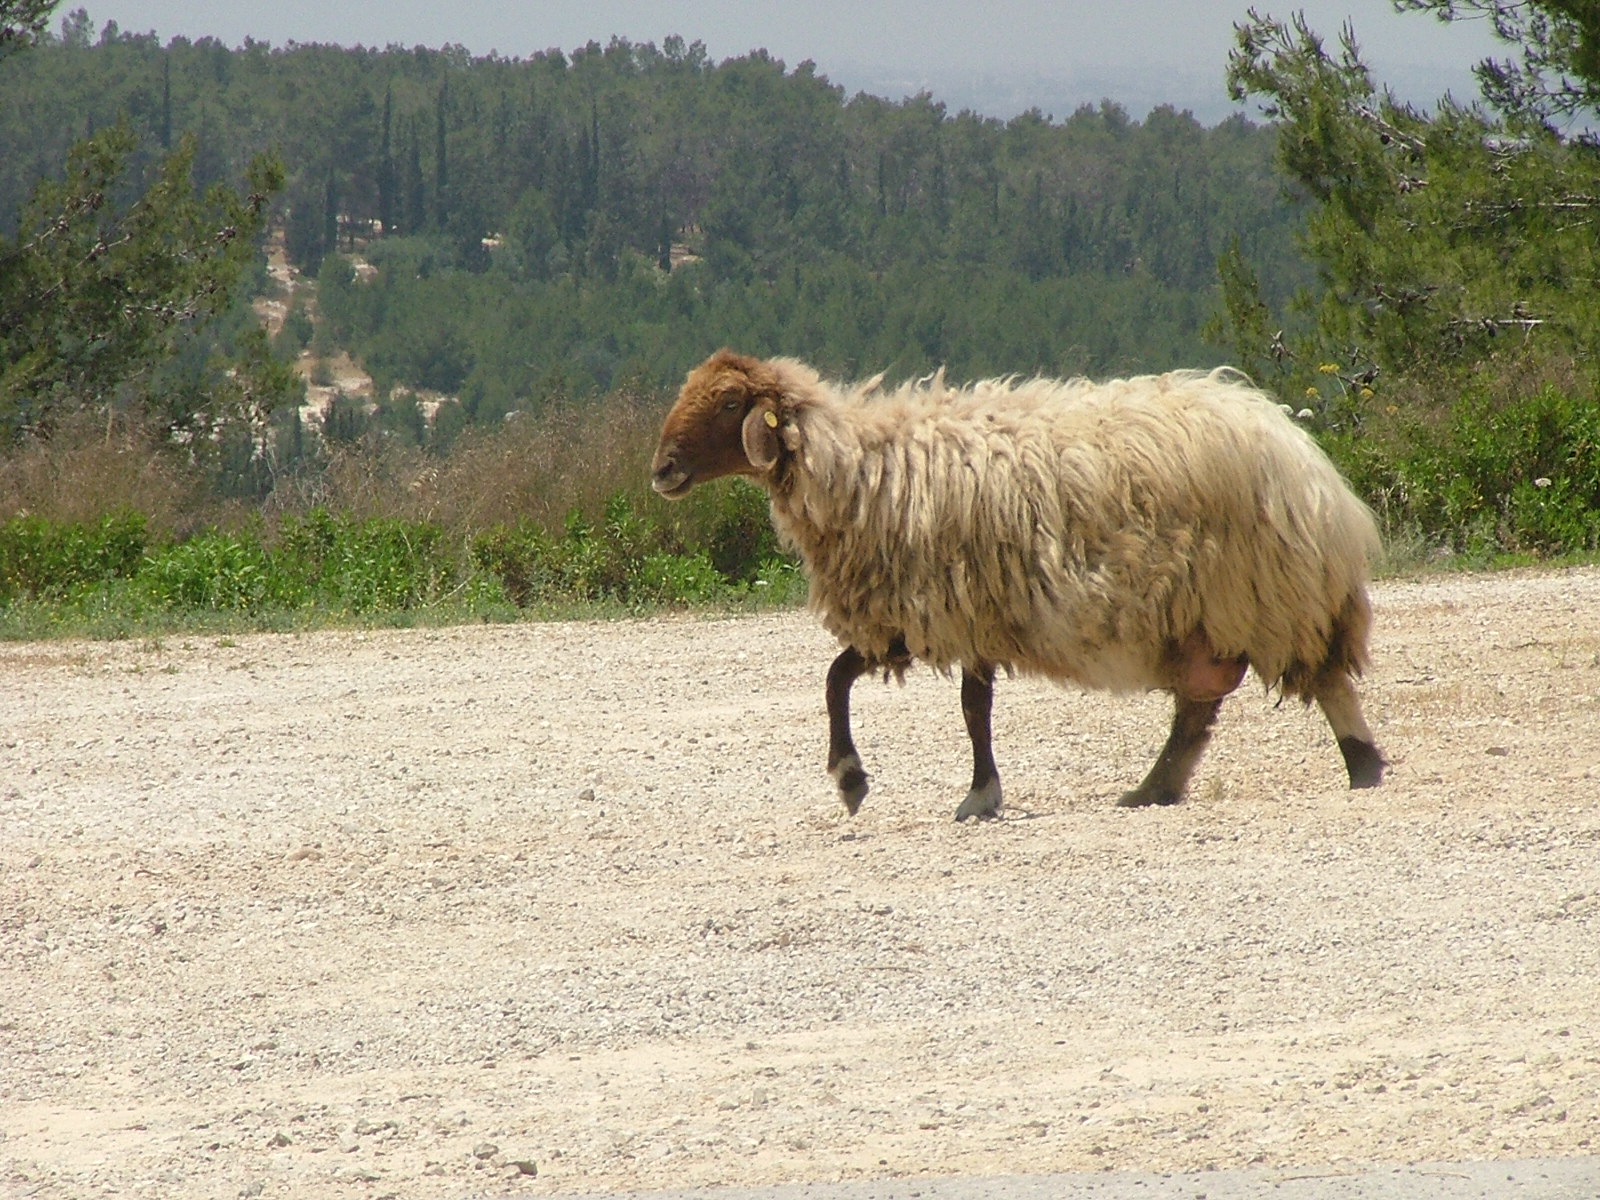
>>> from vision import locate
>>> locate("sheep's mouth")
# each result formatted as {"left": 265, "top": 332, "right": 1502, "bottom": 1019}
{"left": 651, "top": 469, "right": 693, "bottom": 499}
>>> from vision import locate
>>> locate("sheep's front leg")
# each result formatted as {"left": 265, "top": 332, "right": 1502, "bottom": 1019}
{"left": 826, "top": 647, "right": 871, "bottom": 813}
{"left": 954, "top": 662, "right": 1003, "bottom": 822}
{"left": 1117, "top": 696, "right": 1222, "bottom": 807}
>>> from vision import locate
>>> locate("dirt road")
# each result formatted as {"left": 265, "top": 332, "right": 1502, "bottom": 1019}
{"left": 4, "top": 568, "right": 1599, "bottom": 1200}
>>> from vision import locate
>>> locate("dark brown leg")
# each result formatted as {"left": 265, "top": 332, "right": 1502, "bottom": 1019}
{"left": 1116, "top": 696, "right": 1223, "bottom": 808}
{"left": 954, "top": 662, "right": 1002, "bottom": 821}
{"left": 826, "top": 647, "right": 871, "bottom": 813}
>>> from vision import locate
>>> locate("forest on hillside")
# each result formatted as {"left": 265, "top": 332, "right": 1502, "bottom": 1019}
{"left": 3, "top": 0, "right": 1599, "bottom": 635}
{"left": 0, "top": 8, "right": 1311, "bottom": 437}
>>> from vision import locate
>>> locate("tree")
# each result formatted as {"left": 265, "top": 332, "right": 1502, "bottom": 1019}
{"left": 1223, "top": 6, "right": 1600, "bottom": 393}
{"left": 0, "top": 0, "right": 53, "bottom": 64}
{"left": 0, "top": 6, "right": 287, "bottom": 443}
{"left": 0, "top": 124, "right": 284, "bottom": 437}
{"left": 1394, "top": 0, "right": 1600, "bottom": 131}
{"left": 2, "top": 30, "right": 1307, "bottom": 410}
{"left": 376, "top": 85, "right": 395, "bottom": 234}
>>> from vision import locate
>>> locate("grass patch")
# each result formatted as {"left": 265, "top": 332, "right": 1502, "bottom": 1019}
{"left": 0, "top": 492, "right": 806, "bottom": 641}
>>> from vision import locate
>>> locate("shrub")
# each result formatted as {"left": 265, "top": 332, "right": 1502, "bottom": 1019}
{"left": 1405, "top": 385, "right": 1599, "bottom": 555}
{"left": 674, "top": 477, "right": 784, "bottom": 582}
{"left": 470, "top": 492, "right": 755, "bottom": 608}
{"left": 470, "top": 521, "right": 557, "bottom": 607}
{"left": 276, "top": 508, "right": 460, "bottom": 611}
{"left": 0, "top": 511, "right": 149, "bottom": 601}
{"left": 1323, "top": 375, "right": 1600, "bottom": 559}
{"left": 139, "top": 530, "right": 295, "bottom": 612}
{"left": 636, "top": 549, "right": 726, "bottom": 605}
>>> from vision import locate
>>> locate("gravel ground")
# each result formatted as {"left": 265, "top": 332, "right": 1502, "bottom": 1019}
{"left": 3, "top": 567, "right": 1599, "bottom": 1200}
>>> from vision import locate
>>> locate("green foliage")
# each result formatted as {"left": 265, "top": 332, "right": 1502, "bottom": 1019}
{"left": 0, "top": 0, "right": 51, "bottom": 62}
{"left": 0, "top": 509, "right": 148, "bottom": 600}
{"left": 1326, "top": 376, "right": 1600, "bottom": 557}
{"left": 276, "top": 508, "right": 459, "bottom": 612}
{"left": 1225, "top": 11, "right": 1600, "bottom": 386}
{"left": 469, "top": 502, "right": 675, "bottom": 608}
{"left": 273, "top": 300, "right": 314, "bottom": 358}
{"left": 320, "top": 392, "right": 375, "bottom": 446}
{"left": 139, "top": 529, "right": 290, "bottom": 611}
{"left": 635, "top": 549, "right": 726, "bottom": 605}
{"left": 1222, "top": 8, "right": 1600, "bottom": 559}
{"left": 469, "top": 522, "right": 558, "bottom": 607}
{"left": 0, "top": 506, "right": 512, "bottom": 628}
{"left": 673, "top": 477, "right": 782, "bottom": 582}
{"left": 0, "top": 10, "right": 288, "bottom": 450}
{"left": 1394, "top": 0, "right": 1600, "bottom": 129}
{"left": 0, "top": 123, "right": 284, "bottom": 439}
{"left": 469, "top": 488, "right": 797, "bottom": 610}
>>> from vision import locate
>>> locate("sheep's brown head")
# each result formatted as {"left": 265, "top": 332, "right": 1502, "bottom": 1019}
{"left": 651, "top": 349, "right": 790, "bottom": 499}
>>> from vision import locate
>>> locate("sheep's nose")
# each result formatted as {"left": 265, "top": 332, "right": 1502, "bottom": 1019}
{"left": 651, "top": 452, "right": 689, "bottom": 496}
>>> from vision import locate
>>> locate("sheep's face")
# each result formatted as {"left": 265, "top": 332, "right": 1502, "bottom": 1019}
{"left": 651, "top": 350, "right": 786, "bottom": 499}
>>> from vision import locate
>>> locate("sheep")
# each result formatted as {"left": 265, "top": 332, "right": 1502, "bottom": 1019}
{"left": 651, "top": 349, "right": 1385, "bottom": 820}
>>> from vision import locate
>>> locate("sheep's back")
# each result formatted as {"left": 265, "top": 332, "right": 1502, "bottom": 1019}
{"left": 774, "top": 369, "right": 1378, "bottom": 694}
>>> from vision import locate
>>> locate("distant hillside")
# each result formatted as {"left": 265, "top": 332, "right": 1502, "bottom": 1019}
{"left": 0, "top": 24, "right": 1315, "bottom": 436}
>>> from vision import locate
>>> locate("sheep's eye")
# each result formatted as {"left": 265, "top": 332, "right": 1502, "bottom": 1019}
{"left": 722, "top": 398, "right": 739, "bottom": 412}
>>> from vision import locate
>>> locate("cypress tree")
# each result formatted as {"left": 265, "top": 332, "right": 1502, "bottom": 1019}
{"left": 323, "top": 173, "right": 338, "bottom": 255}
{"left": 159, "top": 54, "right": 172, "bottom": 150}
{"left": 433, "top": 80, "right": 449, "bottom": 230}
{"left": 403, "top": 117, "right": 426, "bottom": 233}
{"left": 376, "top": 86, "right": 395, "bottom": 235}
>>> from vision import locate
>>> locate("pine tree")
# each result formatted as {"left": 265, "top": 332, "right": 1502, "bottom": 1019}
{"left": 1225, "top": 8, "right": 1600, "bottom": 385}
{"left": 0, "top": 0, "right": 53, "bottom": 61}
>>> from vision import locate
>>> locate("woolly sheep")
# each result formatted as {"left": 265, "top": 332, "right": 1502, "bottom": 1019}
{"left": 651, "top": 350, "right": 1385, "bottom": 820}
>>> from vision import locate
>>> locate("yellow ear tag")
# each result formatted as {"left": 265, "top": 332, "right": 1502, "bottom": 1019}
{"left": 764, "top": 411, "right": 779, "bottom": 428}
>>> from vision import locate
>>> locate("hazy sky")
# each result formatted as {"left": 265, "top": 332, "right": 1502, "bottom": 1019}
{"left": 80, "top": 1, "right": 1506, "bottom": 122}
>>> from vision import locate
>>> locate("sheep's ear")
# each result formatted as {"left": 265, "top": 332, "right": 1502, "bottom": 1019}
{"left": 741, "top": 404, "right": 783, "bottom": 472}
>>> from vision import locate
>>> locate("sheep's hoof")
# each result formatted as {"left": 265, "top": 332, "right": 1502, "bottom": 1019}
{"left": 954, "top": 778, "right": 1003, "bottom": 822}
{"left": 1116, "top": 785, "right": 1183, "bottom": 808}
{"left": 832, "top": 754, "right": 869, "bottom": 815}
{"left": 1339, "top": 736, "right": 1386, "bottom": 789}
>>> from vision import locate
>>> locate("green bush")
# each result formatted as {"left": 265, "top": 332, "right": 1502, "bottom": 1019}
{"left": 547, "top": 508, "right": 625, "bottom": 600}
{"left": 675, "top": 478, "right": 784, "bottom": 582}
{"left": 0, "top": 511, "right": 149, "bottom": 601}
{"left": 469, "top": 491, "right": 768, "bottom": 608}
{"left": 470, "top": 521, "right": 558, "bottom": 607}
{"left": 636, "top": 549, "right": 726, "bottom": 605}
{"left": 278, "top": 509, "right": 458, "bottom": 611}
{"left": 128, "top": 513, "right": 467, "bottom": 616}
{"left": 139, "top": 531, "right": 296, "bottom": 612}
{"left": 272, "top": 302, "right": 314, "bottom": 358}
{"left": 1320, "top": 377, "right": 1600, "bottom": 560}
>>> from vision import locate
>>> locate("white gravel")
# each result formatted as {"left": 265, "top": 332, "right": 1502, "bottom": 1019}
{"left": 3, "top": 567, "right": 1599, "bottom": 1200}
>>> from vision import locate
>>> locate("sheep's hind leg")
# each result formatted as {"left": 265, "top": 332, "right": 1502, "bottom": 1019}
{"left": 1116, "top": 696, "right": 1222, "bottom": 808}
{"left": 954, "top": 662, "right": 1003, "bottom": 822}
{"left": 1314, "top": 670, "right": 1385, "bottom": 788}
{"left": 826, "top": 647, "right": 872, "bottom": 814}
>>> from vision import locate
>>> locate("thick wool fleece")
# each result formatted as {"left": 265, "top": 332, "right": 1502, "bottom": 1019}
{"left": 757, "top": 359, "right": 1380, "bottom": 698}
